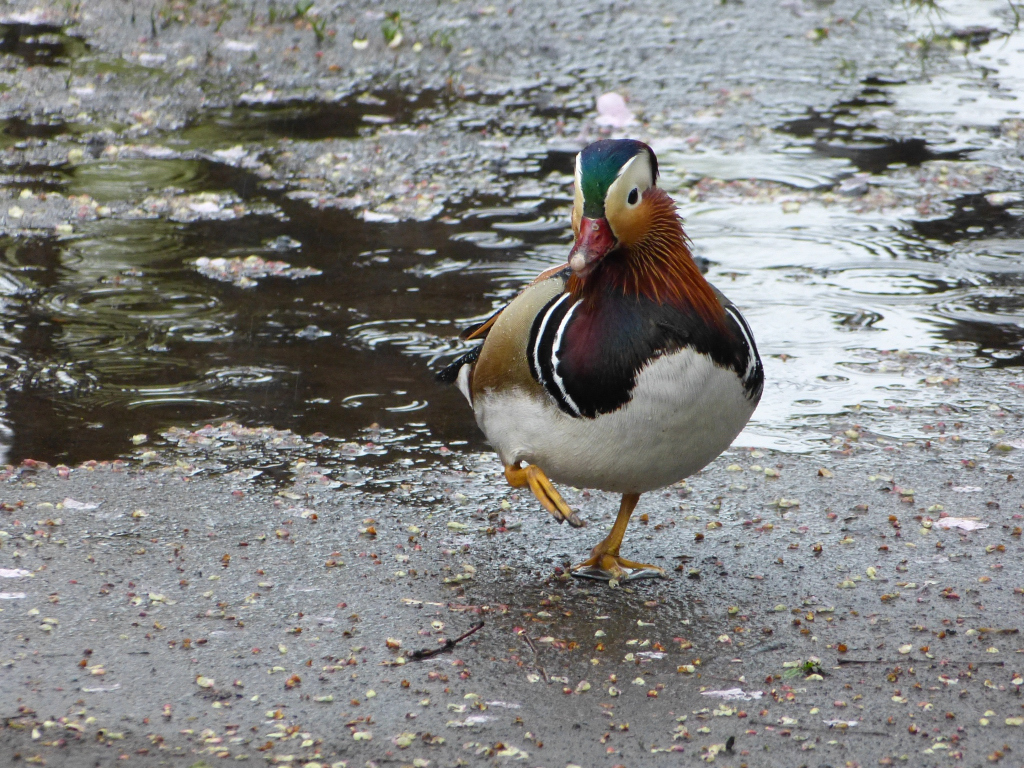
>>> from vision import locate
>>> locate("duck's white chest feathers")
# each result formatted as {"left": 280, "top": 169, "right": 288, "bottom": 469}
{"left": 475, "top": 346, "right": 755, "bottom": 494}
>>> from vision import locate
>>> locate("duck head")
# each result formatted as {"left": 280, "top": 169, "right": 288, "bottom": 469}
{"left": 569, "top": 138, "right": 659, "bottom": 278}
{"left": 567, "top": 138, "right": 721, "bottom": 320}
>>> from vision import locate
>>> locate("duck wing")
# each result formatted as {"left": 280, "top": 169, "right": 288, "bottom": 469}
{"left": 437, "top": 262, "right": 571, "bottom": 385}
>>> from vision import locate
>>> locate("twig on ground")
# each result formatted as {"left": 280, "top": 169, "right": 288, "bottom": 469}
{"left": 515, "top": 630, "right": 547, "bottom": 680}
{"left": 408, "top": 621, "right": 484, "bottom": 661}
{"left": 522, "top": 633, "right": 538, "bottom": 656}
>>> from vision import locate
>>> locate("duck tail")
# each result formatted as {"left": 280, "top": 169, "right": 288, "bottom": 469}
{"left": 436, "top": 346, "right": 481, "bottom": 385}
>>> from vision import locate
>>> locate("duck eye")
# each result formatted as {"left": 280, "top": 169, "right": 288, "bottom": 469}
{"left": 627, "top": 187, "right": 639, "bottom": 205}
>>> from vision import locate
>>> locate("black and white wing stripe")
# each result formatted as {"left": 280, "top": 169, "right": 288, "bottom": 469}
{"left": 527, "top": 289, "right": 763, "bottom": 417}
{"left": 723, "top": 304, "right": 763, "bottom": 401}
{"left": 527, "top": 293, "right": 583, "bottom": 417}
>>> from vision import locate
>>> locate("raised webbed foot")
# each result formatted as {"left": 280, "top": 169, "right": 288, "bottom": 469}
{"left": 504, "top": 463, "right": 585, "bottom": 528}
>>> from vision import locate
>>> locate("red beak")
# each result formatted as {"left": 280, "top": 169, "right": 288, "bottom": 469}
{"left": 569, "top": 217, "right": 616, "bottom": 276}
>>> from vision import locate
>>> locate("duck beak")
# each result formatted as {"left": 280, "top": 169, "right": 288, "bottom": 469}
{"left": 569, "top": 217, "right": 616, "bottom": 276}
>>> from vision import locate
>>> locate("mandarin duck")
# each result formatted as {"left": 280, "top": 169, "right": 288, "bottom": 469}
{"left": 440, "top": 139, "right": 763, "bottom": 582}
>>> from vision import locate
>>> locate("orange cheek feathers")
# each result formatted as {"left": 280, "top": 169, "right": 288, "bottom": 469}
{"left": 610, "top": 201, "right": 650, "bottom": 248}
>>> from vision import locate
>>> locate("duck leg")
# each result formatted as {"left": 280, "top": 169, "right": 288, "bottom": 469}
{"left": 571, "top": 493, "right": 666, "bottom": 582}
{"left": 504, "top": 463, "right": 585, "bottom": 528}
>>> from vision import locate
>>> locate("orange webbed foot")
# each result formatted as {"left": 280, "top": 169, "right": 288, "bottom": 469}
{"left": 504, "top": 463, "right": 585, "bottom": 528}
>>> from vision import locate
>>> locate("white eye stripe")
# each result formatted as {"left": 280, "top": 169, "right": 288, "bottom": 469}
{"left": 573, "top": 153, "right": 584, "bottom": 220}
{"left": 606, "top": 150, "right": 654, "bottom": 210}
{"left": 615, "top": 154, "right": 638, "bottom": 180}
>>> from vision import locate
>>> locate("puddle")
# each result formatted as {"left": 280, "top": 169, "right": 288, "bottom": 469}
{"left": 1, "top": 13, "right": 1023, "bottom": 467}
{"left": 65, "top": 157, "right": 236, "bottom": 203}
{"left": 657, "top": 148, "right": 852, "bottom": 190}
{"left": 0, "top": 157, "right": 566, "bottom": 465}
{"left": 0, "top": 21, "right": 88, "bottom": 67}
{"left": 2, "top": 117, "right": 69, "bottom": 142}
{"left": 0, "top": 144, "right": 1022, "bottom": 466}
{"left": 673, "top": 195, "right": 1024, "bottom": 450}
{"left": 889, "top": 2, "right": 1024, "bottom": 133}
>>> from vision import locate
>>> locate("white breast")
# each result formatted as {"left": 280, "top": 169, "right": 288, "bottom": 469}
{"left": 474, "top": 349, "right": 757, "bottom": 494}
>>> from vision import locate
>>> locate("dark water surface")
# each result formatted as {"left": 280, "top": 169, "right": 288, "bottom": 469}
{"left": 0, "top": 21, "right": 88, "bottom": 67}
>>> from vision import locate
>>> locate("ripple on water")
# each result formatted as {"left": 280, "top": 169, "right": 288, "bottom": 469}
{"left": 450, "top": 231, "right": 525, "bottom": 250}
{"left": 207, "top": 366, "right": 285, "bottom": 387}
{"left": 67, "top": 159, "right": 215, "bottom": 203}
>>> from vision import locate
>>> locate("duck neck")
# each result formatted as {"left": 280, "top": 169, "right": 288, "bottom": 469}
{"left": 568, "top": 189, "right": 724, "bottom": 326}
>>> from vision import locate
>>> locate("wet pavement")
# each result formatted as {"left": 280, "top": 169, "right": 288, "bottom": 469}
{"left": 1, "top": 0, "right": 1024, "bottom": 766}
{"left": 2, "top": 409, "right": 1024, "bottom": 767}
